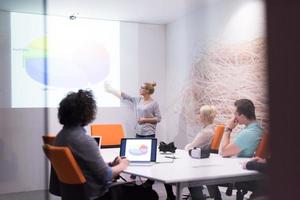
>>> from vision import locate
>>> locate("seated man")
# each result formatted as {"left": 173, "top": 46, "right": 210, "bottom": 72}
{"left": 52, "top": 90, "right": 158, "bottom": 200}
{"left": 207, "top": 99, "right": 263, "bottom": 200}
{"left": 235, "top": 157, "right": 269, "bottom": 200}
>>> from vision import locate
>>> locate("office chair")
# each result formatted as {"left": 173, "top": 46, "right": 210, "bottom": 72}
{"left": 43, "top": 144, "right": 89, "bottom": 200}
{"left": 255, "top": 132, "right": 270, "bottom": 159}
{"left": 42, "top": 135, "right": 61, "bottom": 196}
{"left": 42, "top": 135, "right": 56, "bottom": 145}
{"left": 210, "top": 124, "right": 225, "bottom": 153}
{"left": 90, "top": 124, "right": 125, "bottom": 148}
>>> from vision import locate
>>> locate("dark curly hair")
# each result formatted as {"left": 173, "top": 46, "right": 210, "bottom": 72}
{"left": 58, "top": 89, "right": 97, "bottom": 126}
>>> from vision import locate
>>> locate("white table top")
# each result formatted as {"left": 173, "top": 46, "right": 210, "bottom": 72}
{"left": 101, "top": 148, "right": 264, "bottom": 186}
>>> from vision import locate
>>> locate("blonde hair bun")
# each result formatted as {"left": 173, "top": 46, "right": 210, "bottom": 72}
{"left": 143, "top": 81, "right": 157, "bottom": 94}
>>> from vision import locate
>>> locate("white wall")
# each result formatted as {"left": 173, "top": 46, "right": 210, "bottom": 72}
{"left": 165, "top": 0, "right": 266, "bottom": 148}
{"left": 0, "top": 13, "right": 166, "bottom": 194}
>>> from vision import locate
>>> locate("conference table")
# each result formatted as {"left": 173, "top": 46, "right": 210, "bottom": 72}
{"left": 101, "top": 148, "right": 264, "bottom": 200}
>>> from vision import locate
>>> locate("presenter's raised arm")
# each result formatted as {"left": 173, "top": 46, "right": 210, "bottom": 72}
{"left": 104, "top": 81, "right": 122, "bottom": 98}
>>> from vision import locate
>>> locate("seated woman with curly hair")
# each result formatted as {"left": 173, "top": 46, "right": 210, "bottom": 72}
{"left": 54, "top": 90, "right": 129, "bottom": 200}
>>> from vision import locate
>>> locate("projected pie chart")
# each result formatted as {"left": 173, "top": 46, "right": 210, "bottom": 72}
{"left": 24, "top": 37, "right": 110, "bottom": 88}
{"left": 129, "top": 144, "right": 149, "bottom": 156}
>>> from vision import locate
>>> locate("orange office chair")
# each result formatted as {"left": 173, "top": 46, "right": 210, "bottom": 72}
{"left": 43, "top": 144, "right": 89, "bottom": 200}
{"left": 210, "top": 124, "right": 225, "bottom": 153}
{"left": 42, "top": 135, "right": 56, "bottom": 145}
{"left": 90, "top": 124, "right": 125, "bottom": 148}
{"left": 42, "top": 135, "right": 61, "bottom": 196}
{"left": 255, "top": 132, "right": 270, "bottom": 159}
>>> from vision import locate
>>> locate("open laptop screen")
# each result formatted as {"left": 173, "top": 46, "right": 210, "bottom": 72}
{"left": 120, "top": 138, "right": 157, "bottom": 162}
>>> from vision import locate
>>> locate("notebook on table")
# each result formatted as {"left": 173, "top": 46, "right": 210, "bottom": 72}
{"left": 119, "top": 138, "right": 157, "bottom": 166}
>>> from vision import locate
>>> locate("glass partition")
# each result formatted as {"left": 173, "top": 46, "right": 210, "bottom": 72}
{"left": 0, "top": 0, "right": 48, "bottom": 199}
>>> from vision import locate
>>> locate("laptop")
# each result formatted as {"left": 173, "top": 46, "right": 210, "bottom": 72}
{"left": 120, "top": 138, "right": 157, "bottom": 166}
{"left": 92, "top": 136, "right": 102, "bottom": 149}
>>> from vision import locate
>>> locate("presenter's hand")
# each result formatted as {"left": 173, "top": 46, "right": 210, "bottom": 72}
{"left": 138, "top": 117, "right": 146, "bottom": 124}
{"left": 104, "top": 81, "right": 113, "bottom": 92}
{"left": 104, "top": 80, "right": 122, "bottom": 97}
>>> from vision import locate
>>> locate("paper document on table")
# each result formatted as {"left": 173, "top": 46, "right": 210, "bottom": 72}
{"left": 156, "top": 155, "right": 176, "bottom": 163}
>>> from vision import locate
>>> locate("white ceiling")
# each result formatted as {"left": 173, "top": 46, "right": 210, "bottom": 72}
{"left": 0, "top": 0, "right": 205, "bottom": 24}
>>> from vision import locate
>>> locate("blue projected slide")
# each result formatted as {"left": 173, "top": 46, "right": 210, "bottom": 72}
{"left": 11, "top": 12, "right": 120, "bottom": 108}
{"left": 24, "top": 38, "right": 110, "bottom": 87}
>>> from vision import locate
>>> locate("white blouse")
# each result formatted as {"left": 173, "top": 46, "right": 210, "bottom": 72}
{"left": 184, "top": 124, "right": 215, "bottom": 150}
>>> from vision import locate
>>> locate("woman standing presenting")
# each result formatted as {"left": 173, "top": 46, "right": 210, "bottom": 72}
{"left": 105, "top": 81, "right": 176, "bottom": 200}
{"left": 105, "top": 81, "right": 161, "bottom": 138}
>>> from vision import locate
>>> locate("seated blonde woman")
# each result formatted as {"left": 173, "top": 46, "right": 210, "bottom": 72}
{"left": 185, "top": 105, "right": 217, "bottom": 150}
{"left": 185, "top": 105, "right": 217, "bottom": 200}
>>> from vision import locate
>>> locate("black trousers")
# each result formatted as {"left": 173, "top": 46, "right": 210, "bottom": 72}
{"left": 96, "top": 182, "right": 159, "bottom": 200}
{"left": 207, "top": 185, "right": 222, "bottom": 200}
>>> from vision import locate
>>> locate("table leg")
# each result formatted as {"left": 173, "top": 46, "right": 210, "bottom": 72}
{"left": 176, "top": 183, "right": 182, "bottom": 200}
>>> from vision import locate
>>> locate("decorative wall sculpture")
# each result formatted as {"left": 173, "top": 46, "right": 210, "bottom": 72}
{"left": 178, "top": 38, "right": 268, "bottom": 131}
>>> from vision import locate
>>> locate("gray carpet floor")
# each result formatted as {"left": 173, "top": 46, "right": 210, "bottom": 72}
{"left": 0, "top": 184, "right": 244, "bottom": 200}
{"left": 0, "top": 175, "right": 247, "bottom": 200}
